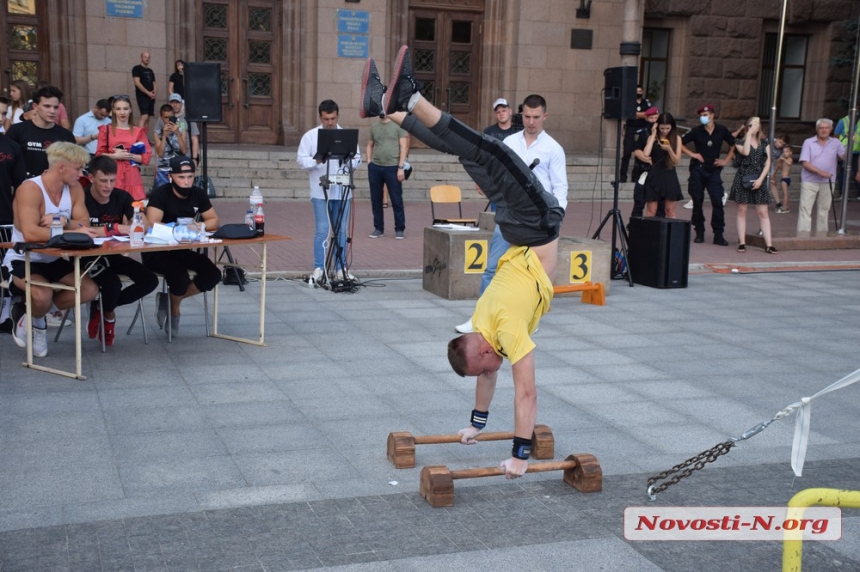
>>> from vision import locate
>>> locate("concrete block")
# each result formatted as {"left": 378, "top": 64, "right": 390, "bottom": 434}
{"left": 478, "top": 211, "right": 495, "bottom": 231}
{"left": 422, "top": 226, "right": 494, "bottom": 300}
{"left": 554, "top": 236, "right": 612, "bottom": 296}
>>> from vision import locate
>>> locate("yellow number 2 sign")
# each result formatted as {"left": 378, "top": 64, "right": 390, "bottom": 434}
{"left": 569, "top": 250, "right": 592, "bottom": 283}
{"left": 464, "top": 240, "right": 488, "bottom": 274}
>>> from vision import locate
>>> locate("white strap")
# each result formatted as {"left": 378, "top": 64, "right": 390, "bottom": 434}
{"left": 786, "top": 367, "right": 860, "bottom": 476}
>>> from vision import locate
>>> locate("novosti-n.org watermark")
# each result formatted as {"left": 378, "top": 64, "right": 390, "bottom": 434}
{"left": 624, "top": 507, "right": 841, "bottom": 541}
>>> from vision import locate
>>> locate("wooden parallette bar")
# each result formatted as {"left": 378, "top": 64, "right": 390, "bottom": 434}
{"left": 387, "top": 424, "right": 554, "bottom": 469}
{"left": 420, "top": 453, "right": 603, "bottom": 508}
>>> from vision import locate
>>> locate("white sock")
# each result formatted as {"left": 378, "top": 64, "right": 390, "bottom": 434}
{"left": 34, "top": 316, "right": 47, "bottom": 329}
{"left": 407, "top": 92, "right": 420, "bottom": 112}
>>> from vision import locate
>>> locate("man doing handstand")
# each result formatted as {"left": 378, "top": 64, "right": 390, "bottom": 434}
{"left": 361, "top": 46, "right": 564, "bottom": 479}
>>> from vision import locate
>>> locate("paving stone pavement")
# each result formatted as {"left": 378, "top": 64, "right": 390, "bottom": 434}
{"left": 1, "top": 266, "right": 859, "bottom": 571}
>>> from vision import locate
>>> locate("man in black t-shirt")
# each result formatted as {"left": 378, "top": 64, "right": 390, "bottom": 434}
{"left": 82, "top": 156, "right": 158, "bottom": 346}
{"left": 0, "top": 132, "right": 26, "bottom": 224}
{"left": 483, "top": 98, "right": 523, "bottom": 141}
{"left": 143, "top": 155, "right": 220, "bottom": 338}
{"left": 620, "top": 86, "right": 651, "bottom": 183}
{"left": 681, "top": 104, "right": 736, "bottom": 245}
{"left": 132, "top": 51, "right": 157, "bottom": 131}
{"left": 5, "top": 85, "right": 76, "bottom": 178}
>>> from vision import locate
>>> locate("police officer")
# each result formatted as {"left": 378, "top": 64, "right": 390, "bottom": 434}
{"left": 620, "top": 85, "right": 651, "bottom": 183}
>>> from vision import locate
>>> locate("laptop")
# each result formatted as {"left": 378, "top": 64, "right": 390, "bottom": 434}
{"left": 313, "top": 128, "right": 359, "bottom": 161}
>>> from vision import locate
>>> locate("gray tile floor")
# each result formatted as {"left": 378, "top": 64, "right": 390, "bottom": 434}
{"left": 1, "top": 269, "right": 859, "bottom": 571}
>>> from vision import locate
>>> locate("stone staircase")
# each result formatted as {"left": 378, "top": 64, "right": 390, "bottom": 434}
{"left": 179, "top": 145, "right": 800, "bottom": 204}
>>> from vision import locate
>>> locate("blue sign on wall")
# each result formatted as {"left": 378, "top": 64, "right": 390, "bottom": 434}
{"left": 337, "top": 10, "right": 370, "bottom": 35}
{"left": 338, "top": 35, "right": 369, "bottom": 59}
{"left": 106, "top": 0, "right": 143, "bottom": 19}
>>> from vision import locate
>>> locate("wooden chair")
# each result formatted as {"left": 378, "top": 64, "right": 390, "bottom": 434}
{"left": 429, "top": 185, "right": 478, "bottom": 226}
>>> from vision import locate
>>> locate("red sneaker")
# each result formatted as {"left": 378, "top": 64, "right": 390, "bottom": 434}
{"left": 101, "top": 320, "right": 115, "bottom": 346}
{"left": 87, "top": 302, "right": 101, "bottom": 339}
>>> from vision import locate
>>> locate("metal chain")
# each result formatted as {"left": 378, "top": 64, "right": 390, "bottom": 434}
{"left": 646, "top": 441, "right": 735, "bottom": 500}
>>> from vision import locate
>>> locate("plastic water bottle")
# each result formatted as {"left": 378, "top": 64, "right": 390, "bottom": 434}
{"left": 250, "top": 185, "right": 263, "bottom": 210}
{"left": 244, "top": 209, "right": 255, "bottom": 231}
{"left": 130, "top": 207, "right": 145, "bottom": 247}
{"left": 253, "top": 204, "right": 265, "bottom": 237}
{"left": 50, "top": 214, "right": 63, "bottom": 238}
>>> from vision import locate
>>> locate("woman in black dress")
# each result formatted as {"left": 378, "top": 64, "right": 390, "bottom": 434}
{"left": 642, "top": 113, "right": 684, "bottom": 218}
{"left": 729, "top": 116, "right": 775, "bottom": 253}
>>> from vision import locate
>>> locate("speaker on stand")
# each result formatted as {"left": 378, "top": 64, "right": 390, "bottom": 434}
{"left": 592, "top": 65, "right": 639, "bottom": 286}
{"left": 184, "top": 63, "right": 222, "bottom": 199}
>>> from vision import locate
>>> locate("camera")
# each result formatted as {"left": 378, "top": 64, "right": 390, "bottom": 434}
{"left": 512, "top": 104, "right": 524, "bottom": 129}
{"left": 168, "top": 116, "right": 177, "bottom": 124}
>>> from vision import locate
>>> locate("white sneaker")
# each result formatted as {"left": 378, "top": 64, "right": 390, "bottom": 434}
{"left": 32, "top": 325, "right": 48, "bottom": 357}
{"left": 45, "top": 310, "right": 71, "bottom": 328}
{"left": 683, "top": 200, "right": 693, "bottom": 209}
{"left": 311, "top": 268, "right": 324, "bottom": 282}
{"left": 721, "top": 193, "right": 727, "bottom": 206}
{"left": 12, "top": 315, "right": 27, "bottom": 349}
{"left": 455, "top": 318, "right": 473, "bottom": 334}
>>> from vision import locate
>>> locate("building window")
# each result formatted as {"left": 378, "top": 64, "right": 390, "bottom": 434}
{"left": 759, "top": 33, "right": 808, "bottom": 120}
{"left": 2, "top": 0, "right": 43, "bottom": 87}
{"left": 640, "top": 28, "right": 670, "bottom": 111}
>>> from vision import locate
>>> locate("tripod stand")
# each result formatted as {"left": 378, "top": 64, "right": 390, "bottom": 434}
{"left": 319, "top": 161, "right": 355, "bottom": 289}
{"left": 592, "top": 118, "right": 634, "bottom": 286}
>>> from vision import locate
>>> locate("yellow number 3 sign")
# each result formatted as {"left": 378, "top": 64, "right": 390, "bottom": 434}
{"left": 464, "top": 240, "right": 488, "bottom": 274}
{"left": 569, "top": 250, "right": 592, "bottom": 283}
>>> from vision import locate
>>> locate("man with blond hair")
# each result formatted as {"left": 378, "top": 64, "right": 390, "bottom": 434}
{"left": 2, "top": 142, "right": 100, "bottom": 357}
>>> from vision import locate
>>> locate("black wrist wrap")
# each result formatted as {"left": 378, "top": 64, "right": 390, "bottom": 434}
{"left": 512, "top": 436, "right": 532, "bottom": 460}
{"left": 470, "top": 409, "right": 488, "bottom": 429}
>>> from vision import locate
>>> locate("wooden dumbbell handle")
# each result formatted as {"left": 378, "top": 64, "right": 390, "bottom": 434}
{"left": 413, "top": 430, "right": 515, "bottom": 445}
{"left": 450, "top": 460, "right": 577, "bottom": 480}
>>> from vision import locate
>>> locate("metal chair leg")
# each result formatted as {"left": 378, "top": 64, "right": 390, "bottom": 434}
{"left": 54, "top": 308, "right": 72, "bottom": 342}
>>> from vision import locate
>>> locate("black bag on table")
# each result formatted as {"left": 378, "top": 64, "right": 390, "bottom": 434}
{"left": 212, "top": 224, "right": 257, "bottom": 239}
{"left": 14, "top": 232, "right": 98, "bottom": 253}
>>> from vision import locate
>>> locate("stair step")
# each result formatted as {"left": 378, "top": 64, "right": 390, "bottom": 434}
{"left": 132, "top": 147, "right": 802, "bottom": 203}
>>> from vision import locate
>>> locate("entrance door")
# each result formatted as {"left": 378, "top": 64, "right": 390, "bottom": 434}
{"left": 409, "top": 10, "right": 482, "bottom": 129}
{"left": 199, "top": 0, "right": 281, "bottom": 144}
{"left": 0, "top": 0, "right": 48, "bottom": 96}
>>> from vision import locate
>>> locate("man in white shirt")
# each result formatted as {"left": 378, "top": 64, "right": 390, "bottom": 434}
{"left": 455, "top": 94, "right": 568, "bottom": 333}
{"left": 296, "top": 99, "right": 361, "bottom": 284}
{"left": 73, "top": 99, "right": 111, "bottom": 157}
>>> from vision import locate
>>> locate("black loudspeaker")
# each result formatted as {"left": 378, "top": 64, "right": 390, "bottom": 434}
{"left": 603, "top": 66, "right": 638, "bottom": 120}
{"left": 185, "top": 63, "right": 222, "bottom": 122}
{"left": 627, "top": 217, "right": 691, "bottom": 288}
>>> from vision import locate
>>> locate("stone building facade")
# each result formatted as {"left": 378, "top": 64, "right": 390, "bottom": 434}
{"left": 1, "top": 0, "right": 858, "bottom": 153}
{"left": 644, "top": 0, "right": 860, "bottom": 138}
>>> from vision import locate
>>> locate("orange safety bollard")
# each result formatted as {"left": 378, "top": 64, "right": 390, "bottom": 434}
{"left": 553, "top": 281, "right": 606, "bottom": 306}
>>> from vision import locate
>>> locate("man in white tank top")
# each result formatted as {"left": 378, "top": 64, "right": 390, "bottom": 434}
{"left": 2, "top": 142, "right": 99, "bottom": 357}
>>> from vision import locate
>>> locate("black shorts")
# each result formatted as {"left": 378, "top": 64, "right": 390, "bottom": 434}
{"left": 11, "top": 258, "right": 75, "bottom": 283}
{"left": 136, "top": 94, "right": 155, "bottom": 116}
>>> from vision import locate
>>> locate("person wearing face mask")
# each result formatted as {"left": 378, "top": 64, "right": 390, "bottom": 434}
{"left": 680, "top": 104, "right": 736, "bottom": 245}
{"left": 143, "top": 155, "right": 220, "bottom": 337}
{"left": 620, "top": 85, "right": 651, "bottom": 183}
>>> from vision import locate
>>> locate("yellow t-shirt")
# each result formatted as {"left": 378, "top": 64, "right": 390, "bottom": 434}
{"left": 472, "top": 245, "right": 554, "bottom": 365}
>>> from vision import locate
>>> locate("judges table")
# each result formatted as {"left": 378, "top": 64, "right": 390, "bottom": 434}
{"left": 17, "top": 234, "right": 290, "bottom": 380}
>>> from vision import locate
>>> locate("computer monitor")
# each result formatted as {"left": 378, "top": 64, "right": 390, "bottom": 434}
{"left": 314, "top": 128, "right": 359, "bottom": 161}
